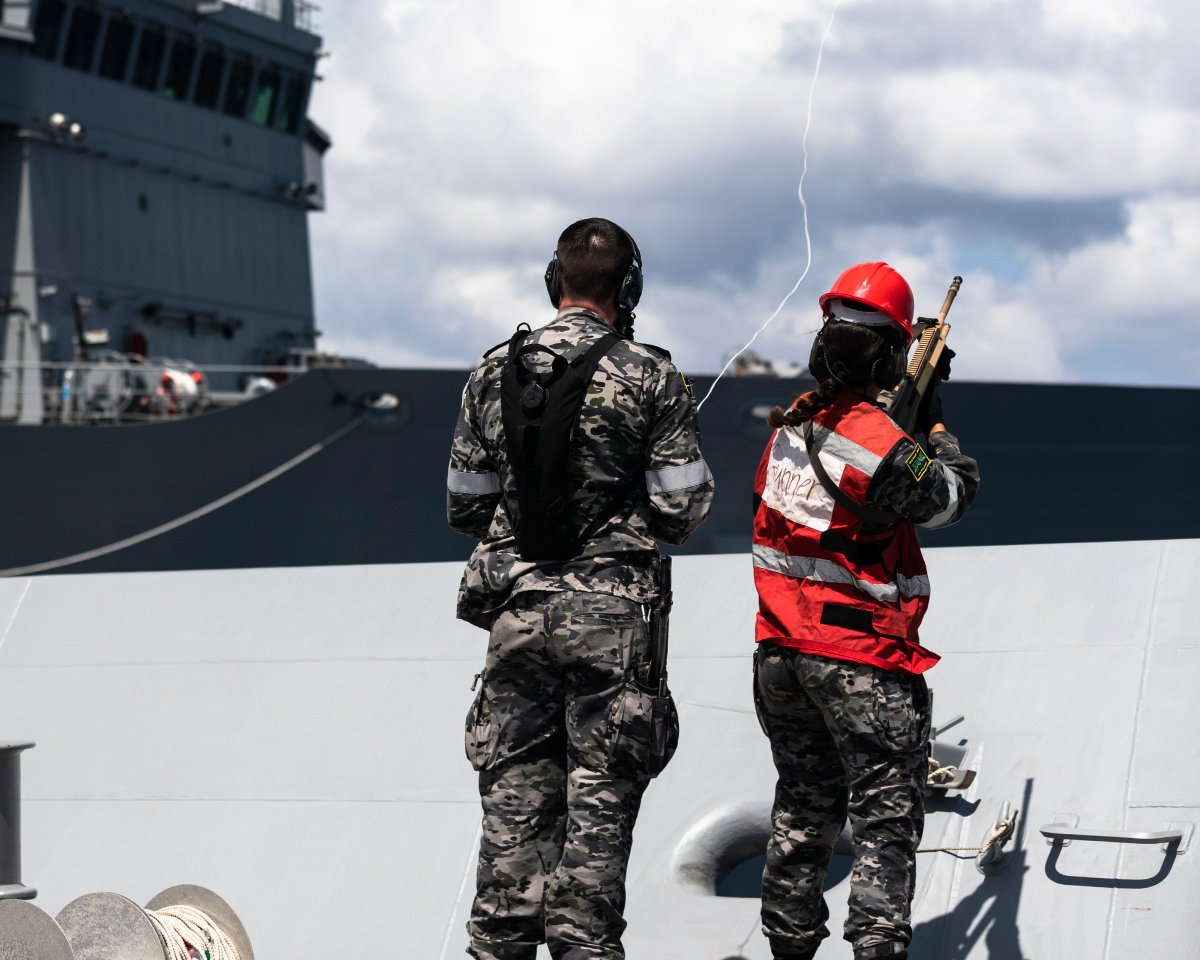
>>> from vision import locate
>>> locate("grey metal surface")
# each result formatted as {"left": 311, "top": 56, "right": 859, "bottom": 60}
{"left": 1, "top": 0, "right": 325, "bottom": 394}
{"left": 0, "top": 541, "right": 1195, "bottom": 958}
{"left": 0, "top": 741, "right": 34, "bottom": 900}
{"left": 56, "top": 892, "right": 162, "bottom": 960}
{"left": 0, "top": 899, "right": 75, "bottom": 960}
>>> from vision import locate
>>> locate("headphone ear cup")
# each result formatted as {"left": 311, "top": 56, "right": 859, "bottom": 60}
{"left": 617, "top": 261, "right": 643, "bottom": 315}
{"left": 873, "top": 340, "right": 906, "bottom": 389}
{"left": 891, "top": 342, "right": 907, "bottom": 387}
{"left": 808, "top": 327, "right": 825, "bottom": 378}
{"left": 544, "top": 255, "right": 562, "bottom": 308}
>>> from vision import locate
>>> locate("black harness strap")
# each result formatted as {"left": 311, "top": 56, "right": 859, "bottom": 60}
{"left": 500, "top": 329, "right": 625, "bottom": 561}
{"left": 801, "top": 419, "right": 901, "bottom": 526}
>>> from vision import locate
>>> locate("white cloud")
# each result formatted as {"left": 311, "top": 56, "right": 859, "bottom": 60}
{"left": 308, "top": 0, "right": 1200, "bottom": 387}
{"left": 878, "top": 68, "right": 1200, "bottom": 199}
{"left": 1039, "top": 0, "right": 1168, "bottom": 43}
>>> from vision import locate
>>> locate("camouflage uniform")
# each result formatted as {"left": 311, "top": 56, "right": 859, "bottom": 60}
{"left": 753, "top": 413, "right": 979, "bottom": 960}
{"left": 753, "top": 646, "right": 931, "bottom": 959}
{"left": 448, "top": 308, "right": 713, "bottom": 960}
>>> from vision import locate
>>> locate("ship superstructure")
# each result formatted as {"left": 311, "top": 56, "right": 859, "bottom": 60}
{"left": 0, "top": 0, "right": 328, "bottom": 422}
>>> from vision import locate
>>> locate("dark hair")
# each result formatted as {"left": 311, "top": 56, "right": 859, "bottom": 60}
{"left": 556, "top": 218, "right": 635, "bottom": 304}
{"left": 766, "top": 320, "right": 898, "bottom": 427}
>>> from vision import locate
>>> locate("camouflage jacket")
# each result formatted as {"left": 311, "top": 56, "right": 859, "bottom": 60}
{"left": 864, "top": 426, "right": 980, "bottom": 533}
{"left": 447, "top": 308, "right": 714, "bottom": 628}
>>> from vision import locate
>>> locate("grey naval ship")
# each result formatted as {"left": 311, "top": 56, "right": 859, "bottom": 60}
{"left": 1, "top": 1, "right": 1199, "bottom": 958}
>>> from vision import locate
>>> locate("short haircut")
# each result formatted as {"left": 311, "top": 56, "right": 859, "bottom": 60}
{"left": 555, "top": 218, "right": 635, "bottom": 304}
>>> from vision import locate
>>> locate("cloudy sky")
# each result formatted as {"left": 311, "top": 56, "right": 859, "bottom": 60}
{"left": 306, "top": 0, "right": 1200, "bottom": 387}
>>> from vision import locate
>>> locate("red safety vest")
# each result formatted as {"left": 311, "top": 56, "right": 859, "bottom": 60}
{"left": 752, "top": 392, "right": 939, "bottom": 674}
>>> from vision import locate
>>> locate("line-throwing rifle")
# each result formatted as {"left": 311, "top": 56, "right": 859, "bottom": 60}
{"left": 885, "top": 276, "right": 963, "bottom": 435}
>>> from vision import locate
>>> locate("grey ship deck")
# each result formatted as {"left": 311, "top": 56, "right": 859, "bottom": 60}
{"left": 1, "top": 540, "right": 1197, "bottom": 957}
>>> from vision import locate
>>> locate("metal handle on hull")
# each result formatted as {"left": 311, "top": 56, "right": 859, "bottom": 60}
{"left": 1040, "top": 815, "right": 1194, "bottom": 854}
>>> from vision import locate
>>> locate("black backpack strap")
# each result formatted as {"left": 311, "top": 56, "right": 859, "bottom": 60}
{"left": 499, "top": 328, "right": 627, "bottom": 561}
{"left": 570, "top": 333, "right": 636, "bottom": 543}
{"left": 801, "top": 420, "right": 901, "bottom": 526}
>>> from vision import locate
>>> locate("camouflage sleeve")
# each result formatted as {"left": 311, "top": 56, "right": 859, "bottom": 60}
{"left": 643, "top": 362, "right": 714, "bottom": 544}
{"left": 866, "top": 429, "right": 980, "bottom": 529}
{"left": 446, "top": 366, "right": 502, "bottom": 540}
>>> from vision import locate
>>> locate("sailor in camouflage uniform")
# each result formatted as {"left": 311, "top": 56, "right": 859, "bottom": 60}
{"left": 447, "top": 218, "right": 713, "bottom": 960}
{"left": 750, "top": 263, "right": 979, "bottom": 960}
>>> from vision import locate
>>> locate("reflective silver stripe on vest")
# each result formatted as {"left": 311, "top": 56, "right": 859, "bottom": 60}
{"left": 646, "top": 459, "right": 712, "bottom": 495}
{"left": 754, "top": 543, "right": 929, "bottom": 602}
{"left": 897, "top": 572, "right": 931, "bottom": 597}
{"left": 447, "top": 468, "right": 501, "bottom": 495}
{"left": 810, "top": 422, "right": 884, "bottom": 477}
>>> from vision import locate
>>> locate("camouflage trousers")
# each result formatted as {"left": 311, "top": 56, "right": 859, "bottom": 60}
{"left": 752, "top": 642, "right": 931, "bottom": 958}
{"left": 464, "top": 591, "right": 654, "bottom": 960}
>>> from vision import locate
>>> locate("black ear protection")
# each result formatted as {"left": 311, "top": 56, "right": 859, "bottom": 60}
{"left": 545, "top": 223, "right": 643, "bottom": 319}
{"left": 872, "top": 333, "right": 907, "bottom": 390}
{"left": 809, "top": 319, "right": 907, "bottom": 391}
{"left": 808, "top": 321, "right": 852, "bottom": 387}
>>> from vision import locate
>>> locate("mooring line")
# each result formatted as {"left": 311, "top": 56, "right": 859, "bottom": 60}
{"left": 0, "top": 413, "right": 367, "bottom": 578}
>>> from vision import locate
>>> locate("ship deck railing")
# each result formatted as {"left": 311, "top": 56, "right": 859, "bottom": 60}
{"left": 0, "top": 356, "right": 356, "bottom": 425}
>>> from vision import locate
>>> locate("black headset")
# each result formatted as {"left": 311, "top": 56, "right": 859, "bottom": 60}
{"left": 544, "top": 221, "right": 643, "bottom": 319}
{"left": 809, "top": 319, "right": 907, "bottom": 391}
{"left": 874, "top": 333, "right": 907, "bottom": 390}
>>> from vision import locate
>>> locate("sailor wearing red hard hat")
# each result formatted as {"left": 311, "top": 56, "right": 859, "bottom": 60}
{"left": 749, "top": 262, "right": 981, "bottom": 960}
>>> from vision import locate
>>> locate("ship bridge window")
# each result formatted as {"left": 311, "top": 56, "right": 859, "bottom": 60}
{"left": 249, "top": 68, "right": 280, "bottom": 126}
{"left": 62, "top": 7, "right": 101, "bottom": 72}
{"left": 131, "top": 27, "right": 166, "bottom": 90}
{"left": 223, "top": 58, "right": 253, "bottom": 118}
{"left": 98, "top": 17, "right": 134, "bottom": 81}
{"left": 275, "top": 74, "right": 306, "bottom": 134}
{"left": 163, "top": 38, "right": 197, "bottom": 100}
{"left": 31, "top": 0, "right": 65, "bottom": 60}
{"left": 1, "top": 1, "right": 33, "bottom": 31}
{"left": 193, "top": 47, "right": 226, "bottom": 109}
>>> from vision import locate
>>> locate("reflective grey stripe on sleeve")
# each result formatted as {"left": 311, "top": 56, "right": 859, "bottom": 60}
{"left": 917, "top": 468, "right": 962, "bottom": 529}
{"left": 810, "top": 423, "right": 884, "bottom": 476}
{"left": 447, "top": 468, "right": 501, "bottom": 495}
{"left": 645, "top": 459, "right": 713, "bottom": 495}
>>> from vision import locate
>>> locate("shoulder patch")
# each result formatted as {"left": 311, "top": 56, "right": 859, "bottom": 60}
{"left": 905, "top": 444, "right": 931, "bottom": 481}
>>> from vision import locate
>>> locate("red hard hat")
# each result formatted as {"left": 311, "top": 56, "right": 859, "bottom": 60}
{"left": 819, "top": 262, "right": 914, "bottom": 344}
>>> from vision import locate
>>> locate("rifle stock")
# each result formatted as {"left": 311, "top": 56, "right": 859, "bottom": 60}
{"left": 886, "top": 276, "right": 962, "bottom": 435}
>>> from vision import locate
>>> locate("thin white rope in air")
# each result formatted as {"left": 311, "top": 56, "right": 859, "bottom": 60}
{"left": 0, "top": 413, "right": 367, "bottom": 578}
{"left": 697, "top": 0, "right": 842, "bottom": 411}
{"left": 146, "top": 904, "right": 241, "bottom": 960}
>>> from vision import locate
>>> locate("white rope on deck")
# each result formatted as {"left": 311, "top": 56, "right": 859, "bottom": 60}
{"left": 918, "top": 808, "right": 1019, "bottom": 856}
{"left": 146, "top": 904, "right": 241, "bottom": 960}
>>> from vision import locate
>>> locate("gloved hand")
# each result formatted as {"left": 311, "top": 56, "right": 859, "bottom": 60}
{"left": 915, "top": 345, "right": 955, "bottom": 436}
{"left": 915, "top": 378, "right": 944, "bottom": 437}
{"left": 936, "top": 346, "right": 956, "bottom": 382}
